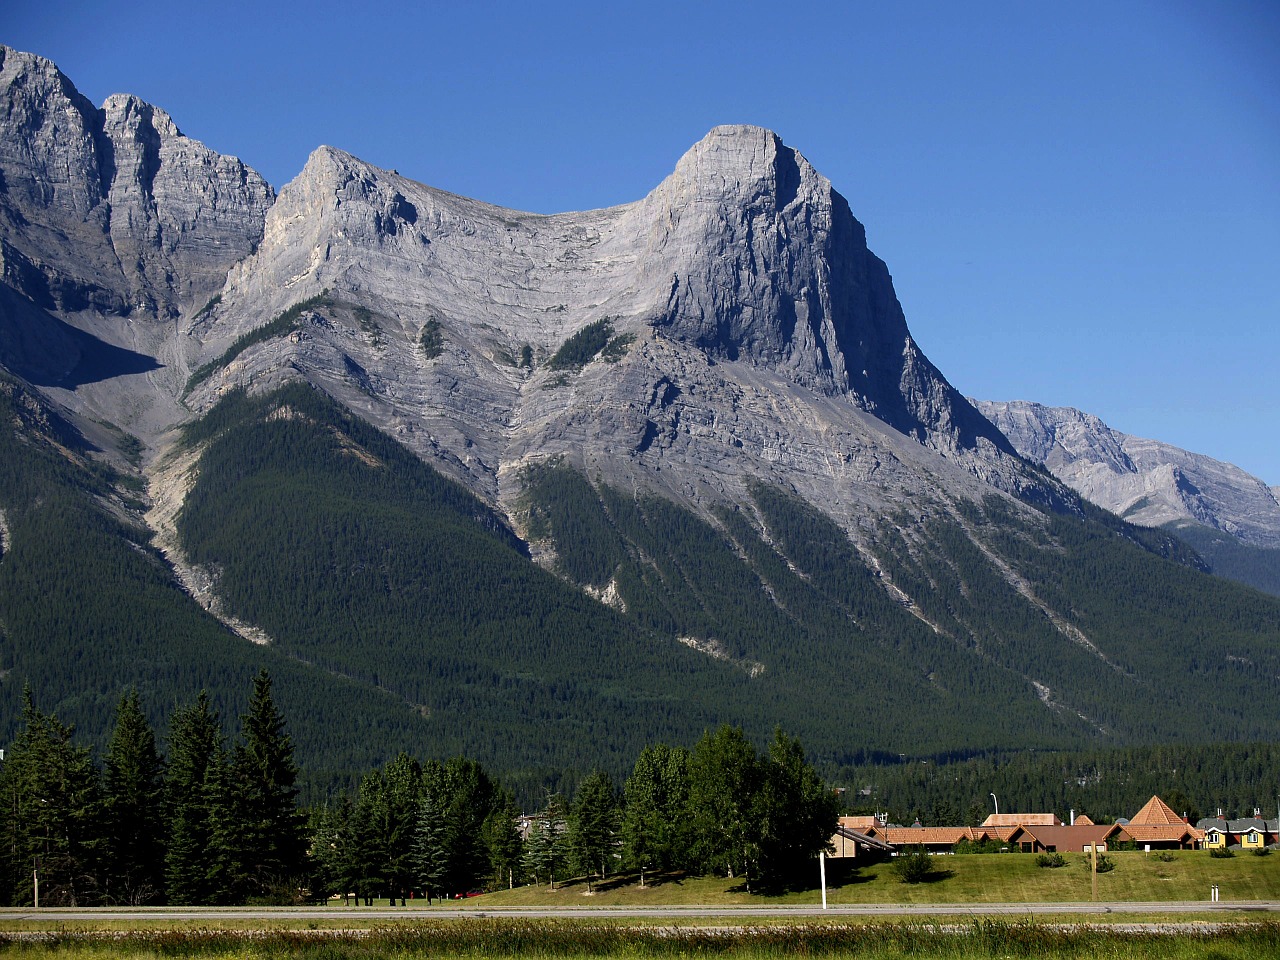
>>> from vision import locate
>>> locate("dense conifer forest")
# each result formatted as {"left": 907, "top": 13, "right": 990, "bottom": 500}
{"left": 4, "top": 376, "right": 1280, "bottom": 815}
{"left": 0, "top": 679, "right": 837, "bottom": 906}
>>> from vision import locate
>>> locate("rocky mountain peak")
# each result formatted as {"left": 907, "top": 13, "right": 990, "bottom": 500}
{"left": 977, "top": 399, "right": 1280, "bottom": 549}
{"left": 0, "top": 45, "right": 273, "bottom": 321}
{"left": 661, "top": 124, "right": 822, "bottom": 210}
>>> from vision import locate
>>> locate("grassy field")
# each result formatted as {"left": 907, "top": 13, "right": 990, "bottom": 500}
{"left": 470, "top": 850, "right": 1280, "bottom": 907}
{"left": 2, "top": 852, "right": 1278, "bottom": 957}
{"left": 1, "top": 920, "right": 1279, "bottom": 959}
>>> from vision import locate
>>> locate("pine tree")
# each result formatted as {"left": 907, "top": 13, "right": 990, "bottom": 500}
{"left": 482, "top": 799, "right": 523, "bottom": 891}
{"left": 101, "top": 690, "right": 165, "bottom": 904}
{"left": 225, "top": 670, "right": 307, "bottom": 901}
{"left": 309, "top": 798, "right": 359, "bottom": 905}
{"left": 0, "top": 687, "right": 102, "bottom": 906}
{"left": 570, "top": 770, "right": 618, "bottom": 890}
{"left": 410, "top": 793, "right": 447, "bottom": 902}
{"left": 164, "top": 692, "right": 225, "bottom": 905}
{"left": 541, "top": 793, "right": 569, "bottom": 890}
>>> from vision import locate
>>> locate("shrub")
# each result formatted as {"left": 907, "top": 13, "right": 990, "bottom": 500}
{"left": 1035, "top": 852, "right": 1068, "bottom": 868}
{"left": 1155, "top": 851, "right": 1176, "bottom": 862}
{"left": 1082, "top": 853, "right": 1115, "bottom": 872}
{"left": 893, "top": 846, "right": 935, "bottom": 884}
{"left": 1210, "top": 846, "right": 1236, "bottom": 859}
{"left": 1252, "top": 846, "right": 1271, "bottom": 857}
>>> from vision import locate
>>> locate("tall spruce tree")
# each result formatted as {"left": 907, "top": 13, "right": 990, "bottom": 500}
{"left": 101, "top": 690, "right": 165, "bottom": 904}
{"left": 482, "top": 798, "right": 523, "bottom": 891}
{"left": 410, "top": 793, "right": 447, "bottom": 902}
{"left": 0, "top": 688, "right": 102, "bottom": 906}
{"left": 570, "top": 770, "right": 619, "bottom": 890}
{"left": 310, "top": 798, "right": 360, "bottom": 905}
{"left": 225, "top": 670, "right": 307, "bottom": 901}
{"left": 163, "top": 692, "right": 224, "bottom": 905}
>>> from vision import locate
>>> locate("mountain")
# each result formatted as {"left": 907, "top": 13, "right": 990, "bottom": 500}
{"left": 976, "top": 399, "right": 1280, "bottom": 596}
{"left": 3, "top": 45, "right": 1280, "bottom": 784}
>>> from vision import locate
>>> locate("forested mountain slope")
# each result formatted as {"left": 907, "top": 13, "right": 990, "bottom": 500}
{"left": 2, "top": 46, "right": 1280, "bottom": 785}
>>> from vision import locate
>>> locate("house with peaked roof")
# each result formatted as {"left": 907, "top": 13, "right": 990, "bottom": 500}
{"left": 1006, "top": 823, "right": 1117, "bottom": 854}
{"left": 827, "top": 817, "right": 894, "bottom": 859}
{"left": 1195, "top": 813, "right": 1280, "bottom": 851}
{"left": 1114, "top": 795, "right": 1203, "bottom": 850}
{"left": 873, "top": 825, "right": 992, "bottom": 853}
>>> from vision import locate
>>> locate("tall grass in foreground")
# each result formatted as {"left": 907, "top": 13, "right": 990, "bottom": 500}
{"left": 2, "top": 920, "right": 1278, "bottom": 959}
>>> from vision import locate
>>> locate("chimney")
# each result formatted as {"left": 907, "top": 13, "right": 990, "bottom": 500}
{"left": 1070, "top": 809, "right": 1075, "bottom": 825}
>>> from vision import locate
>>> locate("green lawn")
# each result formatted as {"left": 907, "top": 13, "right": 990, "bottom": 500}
{"left": 473, "top": 850, "right": 1280, "bottom": 907}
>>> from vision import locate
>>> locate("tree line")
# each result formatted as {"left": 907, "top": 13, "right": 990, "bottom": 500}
{"left": 0, "top": 675, "right": 839, "bottom": 906}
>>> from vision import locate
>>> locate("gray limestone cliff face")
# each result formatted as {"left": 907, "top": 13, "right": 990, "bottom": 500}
{"left": 182, "top": 127, "right": 1049, "bottom": 528}
{"left": 624, "top": 126, "right": 1014, "bottom": 457}
{"left": 0, "top": 45, "right": 273, "bottom": 320}
{"left": 977, "top": 399, "right": 1280, "bottom": 548}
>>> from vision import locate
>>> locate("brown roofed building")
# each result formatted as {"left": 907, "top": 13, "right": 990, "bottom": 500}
{"left": 877, "top": 826, "right": 990, "bottom": 852}
{"left": 1130, "top": 795, "right": 1188, "bottom": 825}
{"left": 1115, "top": 796, "right": 1203, "bottom": 850}
{"left": 1007, "top": 823, "right": 1117, "bottom": 854}
{"left": 827, "top": 818, "right": 894, "bottom": 859}
{"left": 981, "top": 812, "right": 1062, "bottom": 828}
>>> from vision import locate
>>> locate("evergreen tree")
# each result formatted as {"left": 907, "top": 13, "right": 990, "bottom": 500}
{"left": 482, "top": 799, "right": 523, "bottom": 890}
{"left": 224, "top": 670, "right": 307, "bottom": 901}
{"left": 101, "top": 690, "right": 165, "bottom": 904}
{"left": 433, "top": 756, "right": 502, "bottom": 894}
{"left": 164, "top": 692, "right": 226, "bottom": 905}
{"left": 352, "top": 754, "right": 421, "bottom": 903}
{"left": 522, "top": 793, "right": 569, "bottom": 889}
{"left": 570, "top": 770, "right": 619, "bottom": 890}
{"left": 309, "top": 798, "right": 360, "bottom": 905}
{"left": 0, "top": 688, "right": 102, "bottom": 906}
{"left": 410, "top": 793, "right": 447, "bottom": 903}
{"left": 542, "top": 793, "right": 570, "bottom": 890}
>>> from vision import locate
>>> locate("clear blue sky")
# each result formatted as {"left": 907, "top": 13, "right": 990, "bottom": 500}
{"left": 6, "top": 0, "right": 1279, "bottom": 482}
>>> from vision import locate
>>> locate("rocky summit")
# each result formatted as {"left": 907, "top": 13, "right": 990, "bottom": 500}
{"left": 2, "top": 45, "right": 1279, "bottom": 777}
{"left": 977, "top": 399, "right": 1280, "bottom": 550}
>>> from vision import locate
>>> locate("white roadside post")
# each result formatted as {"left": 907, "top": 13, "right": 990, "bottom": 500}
{"left": 819, "top": 850, "right": 828, "bottom": 909}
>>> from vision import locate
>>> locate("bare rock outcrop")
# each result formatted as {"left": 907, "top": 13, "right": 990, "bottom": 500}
{"left": 0, "top": 45, "right": 273, "bottom": 320}
{"left": 188, "top": 126, "right": 1045, "bottom": 526}
{"left": 977, "top": 398, "right": 1280, "bottom": 548}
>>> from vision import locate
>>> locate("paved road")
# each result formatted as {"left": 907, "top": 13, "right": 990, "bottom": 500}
{"left": 3, "top": 901, "right": 1278, "bottom": 922}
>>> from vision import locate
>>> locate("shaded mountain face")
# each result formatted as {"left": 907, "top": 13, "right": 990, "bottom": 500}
{"left": 3, "top": 46, "right": 1280, "bottom": 777}
{"left": 976, "top": 399, "right": 1280, "bottom": 550}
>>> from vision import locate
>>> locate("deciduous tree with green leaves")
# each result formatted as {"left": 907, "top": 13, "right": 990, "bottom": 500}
{"left": 622, "top": 742, "right": 692, "bottom": 885}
